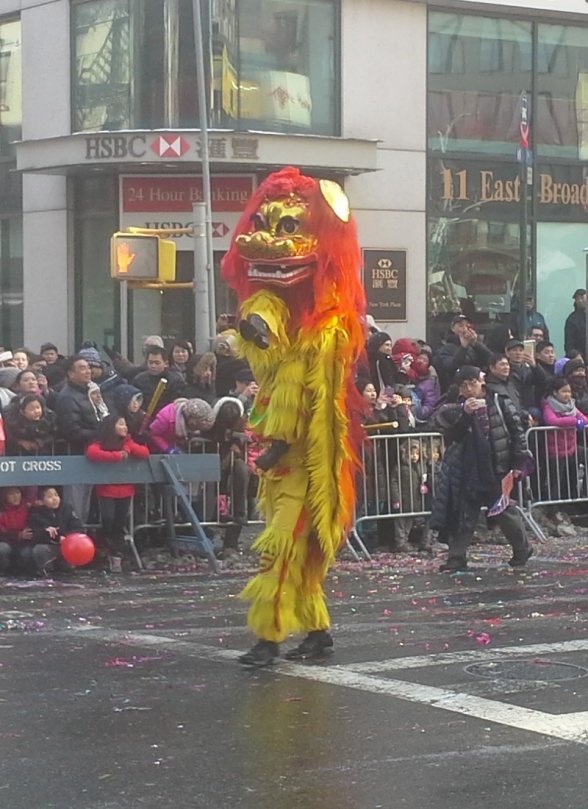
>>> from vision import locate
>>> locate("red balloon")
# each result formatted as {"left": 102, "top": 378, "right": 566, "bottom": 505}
{"left": 61, "top": 533, "right": 95, "bottom": 566}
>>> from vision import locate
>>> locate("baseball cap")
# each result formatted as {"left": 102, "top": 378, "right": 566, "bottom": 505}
{"left": 454, "top": 365, "right": 482, "bottom": 384}
{"left": 451, "top": 314, "right": 470, "bottom": 326}
{"left": 505, "top": 338, "right": 524, "bottom": 350}
{"left": 573, "top": 288, "right": 587, "bottom": 299}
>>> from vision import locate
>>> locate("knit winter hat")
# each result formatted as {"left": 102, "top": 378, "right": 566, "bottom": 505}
{"left": 180, "top": 398, "right": 215, "bottom": 430}
{"left": 563, "top": 357, "right": 585, "bottom": 377}
{"left": 78, "top": 346, "right": 102, "bottom": 367}
{"left": 391, "top": 338, "right": 419, "bottom": 358}
{"left": 454, "top": 365, "right": 482, "bottom": 384}
{"left": 366, "top": 332, "right": 392, "bottom": 353}
{"left": 143, "top": 335, "right": 165, "bottom": 349}
{"left": 0, "top": 367, "right": 20, "bottom": 389}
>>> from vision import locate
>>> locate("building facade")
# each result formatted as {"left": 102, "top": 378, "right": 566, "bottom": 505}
{"left": 1, "top": 0, "right": 587, "bottom": 356}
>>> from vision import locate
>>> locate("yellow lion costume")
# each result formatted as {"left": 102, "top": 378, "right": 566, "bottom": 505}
{"left": 221, "top": 167, "right": 366, "bottom": 666}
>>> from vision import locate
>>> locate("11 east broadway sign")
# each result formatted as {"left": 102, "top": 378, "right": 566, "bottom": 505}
{"left": 435, "top": 164, "right": 588, "bottom": 218}
{"left": 119, "top": 175, "right": 255, "bottom": 252}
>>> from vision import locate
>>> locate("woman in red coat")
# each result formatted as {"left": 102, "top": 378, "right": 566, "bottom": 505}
{"left": 86, "top": 414, "right": 149, "bottom": 572}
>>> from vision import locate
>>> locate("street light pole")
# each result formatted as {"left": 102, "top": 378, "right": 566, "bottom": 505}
{"left": 191, "top": 0, "right": 216, "bottom": 352}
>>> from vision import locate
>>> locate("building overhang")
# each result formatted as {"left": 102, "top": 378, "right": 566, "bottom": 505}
{"left": 15, "top": 129, "right": 379, "bottom": 177}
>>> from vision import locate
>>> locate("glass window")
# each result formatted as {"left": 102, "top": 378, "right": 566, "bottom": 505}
{"left": 427, "top": 156, "right": 523, "bottom": 345}
{"left": 74, "top": 177, "right": 118, "bottom": 349}
{"left": 216, "top": 0, "right": 338, "bottom": 134}
{"left": 537, "top": 223, "right": 587, "bottom": 356}
{"left": 428, "top": 12, "right": 532, "bottom": 156}
{"left": 73, "top": 0, "right": 338, "bottom": 135}
{"left": 537, "top": 24, "right": 588, "bottom": 160}
{"left": 0, "top": 18, "right": 21, "bottom": 158}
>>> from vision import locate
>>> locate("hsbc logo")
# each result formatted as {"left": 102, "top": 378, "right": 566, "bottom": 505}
{"left": 378, "top": 258, "right": 393, "bottom": 269}
{"left": 150, "top": 135, "right": 190, "bottom": 158}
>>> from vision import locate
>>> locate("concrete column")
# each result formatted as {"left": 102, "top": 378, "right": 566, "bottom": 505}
{"left": 21, "top": 0, "right": 72, "bottom": 353}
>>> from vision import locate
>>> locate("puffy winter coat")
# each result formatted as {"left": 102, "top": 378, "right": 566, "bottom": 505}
{"left": 86, "top": 437, "right": 150, "bottom": 497}
{"left": 541, "top": 401, "right": 588, "bottom": 459}
{"left": 432, "top": 337, "right": 492, "bottom": 392}
{"left": 55, "top": 382, "right": 100, "bottom": 454}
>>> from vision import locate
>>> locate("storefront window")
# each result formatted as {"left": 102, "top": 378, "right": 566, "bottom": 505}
{"left": 74, "top": 177, "right": 118, "bottom": 349}
{"left": 0, "top": 18, "right": 21, "bottom": 158}
{"left": 537, "top": 24, "right": 588, "bottom": 160}
{"left": 427, "top": 156, "right": 522, "bottom": 345}
{"left": 428, "top": 12, "right": 531, "bottom": 156}
{"left": 73, "top": 0, "right": 338, "bottom": 135}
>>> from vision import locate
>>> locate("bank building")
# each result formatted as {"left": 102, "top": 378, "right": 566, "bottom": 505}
{"left": 1, "top": 0, "right": 587, "bottom": 357}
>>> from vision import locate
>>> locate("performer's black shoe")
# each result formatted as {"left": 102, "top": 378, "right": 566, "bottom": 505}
{"left": 284, "top": 631, "right": 334, "bottom": 661}
{"left": 238, "top": 640, "right": 279, "bottom": 667}
{"left": 239, "top": 315, "right": 270, "bottom": 350}
{"left": 439, "top": 556, "right": 468, "bottom": 573}
{"left": 508, "top": 545, "right": 534, "bottom": 568}
{"left": 255, "top": 440, "right": 290, "bottom": 471}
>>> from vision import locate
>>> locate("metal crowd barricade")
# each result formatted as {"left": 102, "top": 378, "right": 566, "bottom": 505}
{"left": 350, "top": 431, "right": 444, "bottom": 559}
{"left": 523, "top": 425, "right": 588, "bottom": 527}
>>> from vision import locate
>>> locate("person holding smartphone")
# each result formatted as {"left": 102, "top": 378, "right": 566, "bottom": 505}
{"left": 504, "top": 338, "right": 547, "bottom": 424}
{"left": 430, "top": 365, "right": 533, "bottom": 573}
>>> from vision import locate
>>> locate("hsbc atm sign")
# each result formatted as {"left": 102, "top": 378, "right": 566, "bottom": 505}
{"left": 119, "top": 175, "right": 255, "bottom": 251}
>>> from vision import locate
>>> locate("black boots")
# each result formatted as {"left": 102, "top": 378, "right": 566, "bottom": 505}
{"left": 238, "top": 640, "right": 279, "bottom": 667}
{"left": 284, "top": 630, "right": 334, "bottom": 661}
{"left": 255, "top": 440, "right": 290, "bottom": 471}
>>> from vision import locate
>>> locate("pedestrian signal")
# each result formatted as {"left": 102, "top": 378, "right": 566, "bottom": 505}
{"left": 111, "top": 233, "right": 176, "bottom": 282}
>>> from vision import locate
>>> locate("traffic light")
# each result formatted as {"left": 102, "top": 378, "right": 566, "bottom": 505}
{"left": 111, "top": 232, "right": 176, "bottom": 282}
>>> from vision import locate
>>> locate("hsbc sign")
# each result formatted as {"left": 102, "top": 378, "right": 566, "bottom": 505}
{"left": 119, "top": 175, "right": 255, "bottom": 252}
{"left": 85, "top": 132, "right": 259, "bottom": 162}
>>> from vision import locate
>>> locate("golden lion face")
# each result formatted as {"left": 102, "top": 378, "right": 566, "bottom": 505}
{"left": 235, "top": 194, "right": 318, "bottom": 287}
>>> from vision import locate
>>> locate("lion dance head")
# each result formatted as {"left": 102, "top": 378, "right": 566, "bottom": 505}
{"left": 222, "top": 166, "right": 365, "bottom": 351}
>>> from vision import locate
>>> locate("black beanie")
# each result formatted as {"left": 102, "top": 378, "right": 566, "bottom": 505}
{"left": 367, "top": 332, "right": 392, "bottom": 353}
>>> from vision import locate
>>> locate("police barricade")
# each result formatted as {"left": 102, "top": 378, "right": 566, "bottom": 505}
{"left": 350, "top": 431, "right": 444, "bottom": 560}
{"left": 522, "top": 425, "right": 588, "bottom": 532}
{"left": 128, "top": 437, "right": 263, "bottom": 555}
{"left": 0, "top": 453, "right": 221, "bottom": 570}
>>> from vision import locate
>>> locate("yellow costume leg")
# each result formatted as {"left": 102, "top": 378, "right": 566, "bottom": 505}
{"left": 294, "top": 532, "right": 331, "bottom": 634}
{"left": 240, "top": 465, "right": 315, "bottom": 643}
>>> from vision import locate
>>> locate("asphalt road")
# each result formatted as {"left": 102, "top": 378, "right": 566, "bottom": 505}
{"left": 1, "top": 535, "right": 588, "bottom": 809}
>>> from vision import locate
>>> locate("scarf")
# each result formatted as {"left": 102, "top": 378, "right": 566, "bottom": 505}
{"left": 546, "top": 395, "right": 577, "bottom": 416}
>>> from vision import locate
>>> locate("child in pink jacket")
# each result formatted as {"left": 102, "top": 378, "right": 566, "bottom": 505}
{"left": 541, "top": 376, "right": 588, "bottom": 500}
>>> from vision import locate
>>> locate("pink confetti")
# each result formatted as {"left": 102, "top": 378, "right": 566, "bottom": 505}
{"left": 104, "top": 655, "right": 164, "bottom": 668}
{"left": 382, "top": 609, "right": 392, "bottom": 617}
{"left": 475, "top": 632, "right": 491, "bottom": 646}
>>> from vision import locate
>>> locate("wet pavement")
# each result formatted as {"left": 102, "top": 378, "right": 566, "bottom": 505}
{"left": 1, "top": 535, "right": 588, "bottom": 808}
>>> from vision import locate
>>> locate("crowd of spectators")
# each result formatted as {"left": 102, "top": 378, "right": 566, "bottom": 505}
{"left": 0, "top": 320, "right": 260, "bottom": 575}
{"left": 357, "top": 290, "right": 588, "bottom": 554}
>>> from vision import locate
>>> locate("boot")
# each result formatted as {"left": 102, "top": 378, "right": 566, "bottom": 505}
{"left": 239, "top": 314, "right": 270, "bottom": 349}
{"left": 219, "top": 524, "right": 242, "bottom": 560}
{"left": 255, "top": 440, "right": 290, "bottom": 471}
{"left": 238, "top": 639, "right": 279, "bottom": 667}
{"left": 284, "top": 630, "right": 334, "bottom": 661}
{"left": 439, "top": 556, "right": 468, "bottom": 573}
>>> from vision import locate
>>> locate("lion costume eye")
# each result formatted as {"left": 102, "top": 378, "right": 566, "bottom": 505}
{"left": 251, "top": 212, "right": 267, "bottom": 231}
{"left": 277, "top": 216, "right": 299, "bottom": 235}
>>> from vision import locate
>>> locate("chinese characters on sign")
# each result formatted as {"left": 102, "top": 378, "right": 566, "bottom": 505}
{"left": 85, "top": 133, "right": 260, "bottom": 162}
{"left": 363, "top": 249, "right": 407, "bottom": 321}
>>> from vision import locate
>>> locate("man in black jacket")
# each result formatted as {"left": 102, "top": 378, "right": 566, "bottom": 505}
{"left": 55, "top": 355, "right": 100, "bottom": 523}
{"left": 133, "top": 347, "right": 185, "bottom": 415}
{"left": 432, "top": 315, "right": 492, "bottom": 392}
{"left": 564, "top": 288, "right": 587, "bottom": 356}
{"left": 430, "top": 365, "right": 533, "bottom": 573}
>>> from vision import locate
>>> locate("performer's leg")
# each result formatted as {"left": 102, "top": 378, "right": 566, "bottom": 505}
{"left": 285, "top": 533, "right": 334, "bottom": 661}
{"left": 239, "top": 468, "right": 309, "bottom": 666}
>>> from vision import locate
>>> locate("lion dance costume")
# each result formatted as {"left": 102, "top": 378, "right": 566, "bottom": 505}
{"left": 222, "top": 167, "right": 366, "bottom": 666}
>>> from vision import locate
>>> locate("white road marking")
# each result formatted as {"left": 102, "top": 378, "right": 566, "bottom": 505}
{"left": 345, "top": 638, "right": 588, "bottom": 672}
{"left": 70, "top": 627, "right": 588, "bottom": 745}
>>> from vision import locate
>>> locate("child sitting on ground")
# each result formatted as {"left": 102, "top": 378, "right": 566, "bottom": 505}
{"left": 0, "top": 487, "right": 33, "bottom": 575}
{"left": 28, "top": 487, "right": 84, "bottom": 575}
